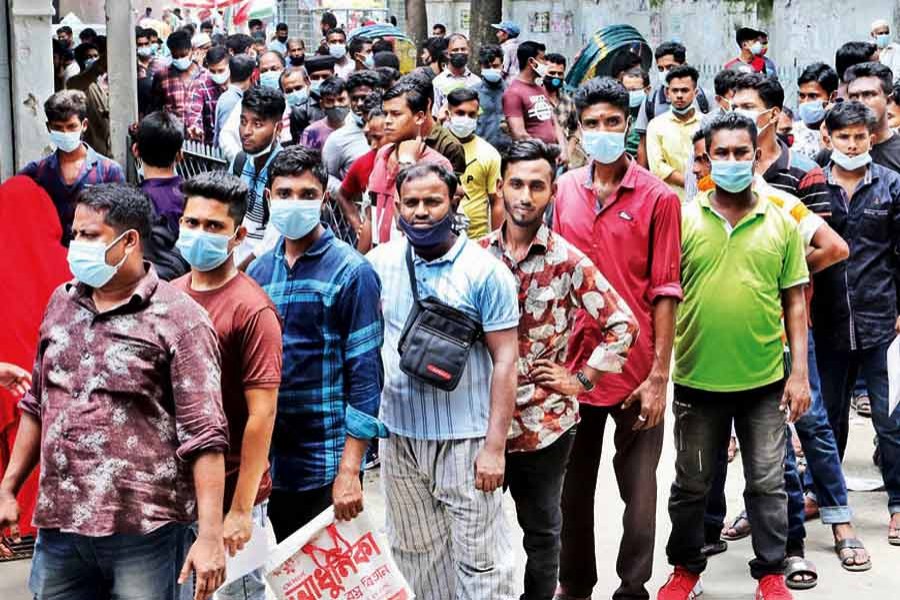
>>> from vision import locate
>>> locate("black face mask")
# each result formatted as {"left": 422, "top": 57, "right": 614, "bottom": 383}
{"left": 449, "top": 53, "right": 469, "bottom": 69}
{"left": 544, "top": 77, "right": 563, "bottom": 92}
{"left": 290, "top": 55, "right": 305, "bottom": 67}
{"left": 277, "top": 35, "right": 288, "bottom": 43}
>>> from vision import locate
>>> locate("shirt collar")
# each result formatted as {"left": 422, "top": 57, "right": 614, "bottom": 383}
{"left": 764, "top": 137, "right": 791, "bottom": 177}
{"left": 490, "top": 223, "right": 551, "bottom": 259}
{"left": 697, "top": 188, "right": 768, "bottom": 216}
{"left": 274, "top": 227, "right": 334, "bottom": 261}
{"left": 68, "top": 262, "right": 160, "bottom": 311}
{"left": 666, "top": 109, "right": 700, "bottom": 125}
{"left": 582, "top": 156, "right": 639, "bottom": 191}
{"left": 824, "top": 162, "right": 876, "bottom": 187}
{"left": 411, "top": 232, "right": 469, "bottom": 265}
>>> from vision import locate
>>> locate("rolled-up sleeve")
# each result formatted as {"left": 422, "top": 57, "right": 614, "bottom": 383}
{"left": 170, "top": 323, "right": 229, "bottom": 461}
{"left": 649, "top": 190, "right": 684, "bottom": 303}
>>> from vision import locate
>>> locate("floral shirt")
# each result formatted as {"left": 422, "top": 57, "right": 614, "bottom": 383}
{"left": 480, "top": 225, "right": 639, "bottom": 452}
{"left": 18, "top": 266, "right": 229, "bottom": 536}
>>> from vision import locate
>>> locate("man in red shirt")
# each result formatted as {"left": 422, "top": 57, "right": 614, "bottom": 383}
{"left": 552, "top": 77, "right": 683, "bottom": 600}
{"left": 503, "top": 40, "right": 567, "bottom": 154}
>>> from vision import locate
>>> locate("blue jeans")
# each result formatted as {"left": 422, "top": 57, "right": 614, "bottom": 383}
{"left": 29, "top": 523, "right": 188, "bottom": 600}
{"left": 816, "top": 338, "right": 900, "bottom": 514}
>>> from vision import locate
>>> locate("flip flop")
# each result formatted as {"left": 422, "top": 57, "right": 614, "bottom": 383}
{"left": 785, "top": 556, "right": 818, "bottom": 590}
{"left": 835, "top": 538, "right": 873, "bottom": 571}
{"left": 721, "top": 512, "right": 751, "bottom": 541}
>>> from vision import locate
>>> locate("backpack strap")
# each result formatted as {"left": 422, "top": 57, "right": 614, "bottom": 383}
{"left": 697, "top": 87, "right": 710, "bottom": 114}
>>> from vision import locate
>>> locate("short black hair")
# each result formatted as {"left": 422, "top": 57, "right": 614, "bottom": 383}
{"left": 135, "top": 27, "right": 150, "bottom": 42}
{"left": 248, "top": 19, "right": 263, "bottom": 30}
{"left": 691, "top": 127, "right": 707, "bottom": 145}
{"left": 374, "top": 51, "right": 400, "bottom": 70}
{"left": 135, "top": 111, "right": 183, "bottom": 168}
{"left": 205, "top": 45, "right": 229, "bottom": 68}
{"left": 363, "top": 91, "right": 384, "bottom": 117}
{"left": 735, "top": 28, "right": 760, "bottom": 45}
{"left": 713, "top": 69, "right": 740, "bottom": 97}
{"left": 327, "top": 27, "right": 347, "bottom": 42}
{"left": 705, "top": 111, "right": 758, "bottom": 151}
{"left": 610, "top": 52, "right": 643, "bottom": 81}
{"left": 319, "top": 76, "right": 346, "bottom": 99}
{"left": 545, "top": 52, "right": 566, "bottom": 68}
{"left": 844, "top": 61, "right": 894, "bottom": 95}
{"left": 57, "top": 25, "right": 73, "bottom": 36}
{"left": 733, "top": 72, "right": 784, "bottom": 109}
{"left": 201, "top": 20, "right": 214, "bottom": 31}
{"left": 226, "top": 33, "right": 254, "bottom": 55}
{"left": 501, "top": 139, "right": 561, "bottom": 181}
{"left": 447, "top": 87, "right": 479, "bottom": 107}
{"left": 79, "top": 27, "right": 97, "bottom": 41}
{"left": 655, "top": 41, "right": 686, "bottom": 63}
{"left": 433, "top": 23, "right": 446, "bottom": 34}
{"left": 181, "top": 171, "right": 248, "bottom": 224}
{"left": 836, "top": 41, "right": 878, "bottom": 81}
{"left": 383, "top": 76, "right": 432, "bottom": 114}
{"left": 268, "top": 146, "right": 328, "bottom": 189}
{"left": 76, "top": 183, "right": 152, "bottom": 243}
{"left": 321, "top": 12, "right": 337, "bottom": 29}
{"left": 229, "top": 54, "right": 257, "bottom": 83}
{"left": 666, "top": 64, "right": 699, "bottom": 86}
{"left": 376, "top": 65, "right": 401, "bottom": 88}
{"left": 574, "top": 76, "right": 630, "bottom": 119}
{"left": 180, "top": 23, "right": 196, "bottom": 37}
{"left": 797, "top": 62, "right": 839, "bottom": 95}
{"left": 479, "top": 44, "right": 503, "bottom": 66}
{"left": 517, "top": 41, "right": 545, "bottom": 71}
{"left": 891, "top": 82, "right": 900, "bottom": 105}
{"left": 276, "top": 22, "right": 288, "bottom": 32}
{"left": 167, "top": 30, "right": 192, "bottom": 53}
{"left": 73, "top": 42, "right": 98, "bottom": 69}
{"left": 372, "top": 39, "right": 394, "bottom": 54}
{"left": 348, "top": 35, "right": 372, "bottom": 58}
{"left": 396, "top": 163, "right": 458, "bottom": 198}
{"left": 825, "top": 100, "right": 878, "bottom": 133}
{"left": 241, "top": 85, "right": 286, "bottom": 122}
{"left": 45, "top": 89, "right": 87, "bottom": 122}
{"left": 424, "top": 37, "right": 448, "bottom": 64}
{"left": 347, "top": 70, "right": 381, "bottom": 93}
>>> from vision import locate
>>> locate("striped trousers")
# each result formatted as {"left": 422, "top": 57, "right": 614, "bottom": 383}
{"left": 382, "top": 435, "right": 516, "bottom": 600}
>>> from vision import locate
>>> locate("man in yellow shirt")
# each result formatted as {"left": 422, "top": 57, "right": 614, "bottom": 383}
{"left": 445, "top": 87, "right": 502, "bottom": 239}
{"left": 646, "top": 65, "right": 702, "bottom": 201}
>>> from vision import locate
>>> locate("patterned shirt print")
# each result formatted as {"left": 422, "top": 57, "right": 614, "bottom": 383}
{"left": 18, "top": 266, "right": 228, "bottom": 536}
{"left": 481, "top": 225, "right": 639, "bottom": 452}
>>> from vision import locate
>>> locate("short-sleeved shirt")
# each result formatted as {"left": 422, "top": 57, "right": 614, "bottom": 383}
{"left": 340, "top": 149, "right": 377, "bottom": 198}
{"left": 366, "top": 235, "right": 520, "bottom": 440}
{"left": 20, "top": 144, "right": 125, "bottom": 246}
{"left": 298, "top": 118, "right": 337, "bottom": 152}
{"left": 425, "top": 124, "right": 467, "bottom": 176}
{"left": 173, "top": 272, "right": 283, "bottom": 508}
{"left": 762, "top": 139, "right": 832, "bottom": 215}
{"left": 459, "top": 135, "right": 501, "bottom": 239}
{"left": 474, "top": 80, "right": 511, "bottom": 153}
{"left": 645, "top": 109, "right": 701, "bottom": 201}
{"left": 322, "top": 117, "right": 370, "bottom": 182}
{"left": 140, "top": 175, "right": 184, "bottom": 235}
{"left": 553, "top": 160, "right": 683, "bottom": 406}
{"left": 231, "top": 144, "right": 282, "bottom": 265}
{"left": 675, "top": 190, "right": 810, "bottom": 392}
{"left": 432, "top": 69, "right": 482, "bottom": 116}
{"left": 18, "top": 266, "right": 228, "bottom": 536}
{"left": 502, "top": 79, "right": 557, "bottom": 144}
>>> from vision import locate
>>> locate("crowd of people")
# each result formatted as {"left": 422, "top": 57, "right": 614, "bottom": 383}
{"left": 1, "top": 8, "right": 900, "bottom": 600}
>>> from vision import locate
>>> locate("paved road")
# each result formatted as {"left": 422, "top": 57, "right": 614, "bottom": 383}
{"left": 2, "top": 408, "right": 897, "bottom": 599}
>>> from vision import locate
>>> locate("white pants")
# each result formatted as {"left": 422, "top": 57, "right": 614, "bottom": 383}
{"left": 382, "top": 435, "right": 516, "bottom": 600}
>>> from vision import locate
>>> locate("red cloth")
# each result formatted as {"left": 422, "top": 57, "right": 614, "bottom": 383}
{"left": 0, "top": 176, "right": 71, "bottom": 536}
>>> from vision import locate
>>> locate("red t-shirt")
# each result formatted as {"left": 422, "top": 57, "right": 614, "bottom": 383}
{"left": 341, "top": 148, "right": 378, "bottom": 198}
{"left": 173, "top": 271, "right": 283, "bottom": 508}
{"left": 502, "top": 79, "right": 557, "bottom": 144}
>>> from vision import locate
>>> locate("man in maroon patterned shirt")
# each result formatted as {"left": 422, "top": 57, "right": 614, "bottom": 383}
{"left": 152, "top": 30, "right": 212, "bottom": 139}
{"left": 480, "top": 139, "right": 639, "bottom": 600}
{"left": 0, "top": 184, "right": 229, "bottom": 600}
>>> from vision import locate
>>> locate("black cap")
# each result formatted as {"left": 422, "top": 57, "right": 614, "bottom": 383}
{"left": 305, "top": 54, "right": 337, "bottom": 73}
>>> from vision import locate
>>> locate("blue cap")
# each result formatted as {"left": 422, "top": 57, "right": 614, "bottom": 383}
{"left": 491, "top": 21, "right": 520, "bottom": 37}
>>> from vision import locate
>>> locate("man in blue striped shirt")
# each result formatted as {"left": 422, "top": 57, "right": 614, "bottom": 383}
{"left": 248, "top": 146, "right": 386, "bottom": 541}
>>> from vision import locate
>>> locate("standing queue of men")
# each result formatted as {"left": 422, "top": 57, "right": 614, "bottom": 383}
{"left": 1, "top": 12, "right": 900, "bottom": 600}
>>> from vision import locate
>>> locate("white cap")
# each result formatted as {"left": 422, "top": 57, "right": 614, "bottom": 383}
{"left": 192, "top": 33, "right": 211, "bottom": 48}
{"left": 872, "top": 19, "right": 890, "bottom": 32}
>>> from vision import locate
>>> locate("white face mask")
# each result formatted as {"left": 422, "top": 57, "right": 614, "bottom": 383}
{"left": 210, "top": 69, "right": 229, "bottom": 85}
{"left": 49, "top": 128, "right": 83, "bottom": 153}
{"left": 831, "top": 148, "right": 872, "bottom": 171}
{"left": 447, "top": 115, "right": 477, "bottom": 139}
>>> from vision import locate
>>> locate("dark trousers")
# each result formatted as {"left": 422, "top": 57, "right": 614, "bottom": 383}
{"left": 506, "top": 428, "right": 576, "bottom": 600}
{"left": 268, "top": 485, "right": 333, "bottom": 542}
{"left": 667, "top": 381, "right": 787, "bottom": 580}
{"left": 559, "top": 401, "right": 664, "bottom": 600}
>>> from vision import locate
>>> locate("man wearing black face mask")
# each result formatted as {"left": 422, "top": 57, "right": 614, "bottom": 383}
{"left": 544, "top": 53, "right": 579, "bottom": 170}
{"left": 286, "top": 38, "right": 305, "bottom": 67}
{"left": 432, "top": 33, "right": 481, "bottom": 118}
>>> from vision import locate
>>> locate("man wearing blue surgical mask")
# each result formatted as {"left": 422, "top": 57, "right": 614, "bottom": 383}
{"left": 474, "top": 44, "right": 511, "bottom": 153}
{"left": 872, "top": 19, "right": 900, "bottom": 77}
{"left": 248, "top": 146, "right": 385, "bottom": 541}
{"left": 20, "top": 90, "right": 124, "bottom": 246}
{"left": 150, "top": 30, "right": 208, "bottom": 135}
{"left": 327, "top": 28, "right": 354, "bottom": 79}
{"left": 174, "top": 172, "right": 283, "bottom": 600}
{"left": 793, "top": 62, "right": 839, "bottom": 160}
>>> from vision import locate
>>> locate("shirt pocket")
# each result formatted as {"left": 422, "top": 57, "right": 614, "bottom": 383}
{"left": 860, "top": 205, "right": 890, "bottom": 243}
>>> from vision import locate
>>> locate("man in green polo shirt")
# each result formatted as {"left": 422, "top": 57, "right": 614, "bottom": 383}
{"left": 658, "top": 112, "right": 811, "bottom": 600}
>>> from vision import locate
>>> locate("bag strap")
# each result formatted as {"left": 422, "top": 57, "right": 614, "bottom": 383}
{"left": 404, "top": 243, "right": 422, "bottom": 308}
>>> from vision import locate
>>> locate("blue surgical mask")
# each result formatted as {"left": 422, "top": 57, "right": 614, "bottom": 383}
{"left": 176, "top": 228, "right": 235, "bottom": 272}
{"left": 137, "top": 46, "right": 154, "bottom": 59}
{"left": 629, "top": 89, "right": 646, "bottom": 108}
{"left": 84, "top": 57, "right": 98, "bottom": 71}
{"left": 482, "top": 68, "right": 502, "bottom": 84}
{"left": 49, "top": 128, "right": 82, "bottom": 153}
{"left": 67, "top": 231, "right": 131, "bottom": 288}
{"left": 582, "top": 130, "right": 626, "bottom": 164}
{"left": 750, "top": 41, "right": 764, "bottom": 56}
{"left": 710, "top": 160, "right": 754, "bottom": 193}
{"left": 877, "top": 33, "right": 891, "bottom": 49}
{"left": 171, "top": 56, "right": 192, "bottom": 71}
{"left": 831, "top": 148, "right": 872, "bottom": 171}
{"left": 447, "top": 115, "right": 477, "bottom": 139}
{"left": 310, "top": 79, "right": 323, "bottom": 95}
{"left": 329, "top": 43, "right": 347, "bottom": 60}
{"left": 798, "top": 100, "right": 826, "bottom": 126}
{"left": 671, "top": 103, "right": 694, "bottom": 116}
{"left": 259, "top": 70, "right": 282, "bottom": 90}
{"left": 397, "top": 212, "right": 455, "bottom": 250}
{"left": 363, "top": 54, "right": 375, "bottom": 69}
{"left": 287, "top": 88, "right": 308, "bottom": 107}
{"left": 269, "top": 198, "right": 322, "bottom": 239}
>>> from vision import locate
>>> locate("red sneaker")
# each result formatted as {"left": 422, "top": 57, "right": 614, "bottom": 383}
{"left": 756, "top": 574, "right": 793, "bottom": 600}
{"left": 658, "top": 567, "right": 701, "bottom": 600}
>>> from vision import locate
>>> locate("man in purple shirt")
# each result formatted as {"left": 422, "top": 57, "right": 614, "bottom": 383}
{"left": 298, "top": 76, "right": 350, "bottom": 151}
{"left": 0, "top": 184, "right": 229, "bottom": 600}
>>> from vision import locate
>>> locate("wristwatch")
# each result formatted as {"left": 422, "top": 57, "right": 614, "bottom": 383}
{"left": 575, "top": 370, "right": 595, "bottom": 392}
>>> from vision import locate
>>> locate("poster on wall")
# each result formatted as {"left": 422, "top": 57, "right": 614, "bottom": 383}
{"left": 550, "top": 11, "right": 574, "bottom": 36}
{"left": 529, "top": 11, "right": 550, "bottom": 33}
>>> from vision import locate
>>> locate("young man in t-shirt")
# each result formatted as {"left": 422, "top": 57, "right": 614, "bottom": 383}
{"left": 173, "top": 171, "right": 283, "bottom": 600}
{"left": 502, "top": 40, "right": 567, "bottom": 156}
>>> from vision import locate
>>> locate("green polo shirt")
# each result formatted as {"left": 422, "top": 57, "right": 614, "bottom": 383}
{"left": 674, "top": 190, "right": 809, "bottom": 392}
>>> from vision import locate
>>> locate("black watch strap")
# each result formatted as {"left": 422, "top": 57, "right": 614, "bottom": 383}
{"left": 575, "top": 370, "right": 594, "bottom": 392}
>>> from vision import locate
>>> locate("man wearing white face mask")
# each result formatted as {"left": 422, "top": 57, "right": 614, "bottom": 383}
{"left": 327, "top": 28, "right": 354, "bottom": 79}
{"left": 185, "top": 45, "right": 230, "bottom": 144}
{"left": 872, "top": 19, "right": 900, "bottom": 78}
{"left": 248, "top": 146, "right": 386, "bottom": 540}
{"left": 151, "top": 30, "right": 209, "bottom": 137}
{"left": 446, "top": 88, "right": 502, "bottom": 239}
{"left": 504, "top": 41, "right": 566, "bottom": 153}
{"left": 20, "top": 90, "right": 124, "bottom": 247}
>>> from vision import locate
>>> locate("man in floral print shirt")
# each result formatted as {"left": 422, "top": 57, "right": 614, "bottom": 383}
{"left": 480, "top": 139, "right": 639, "bottom": 600}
